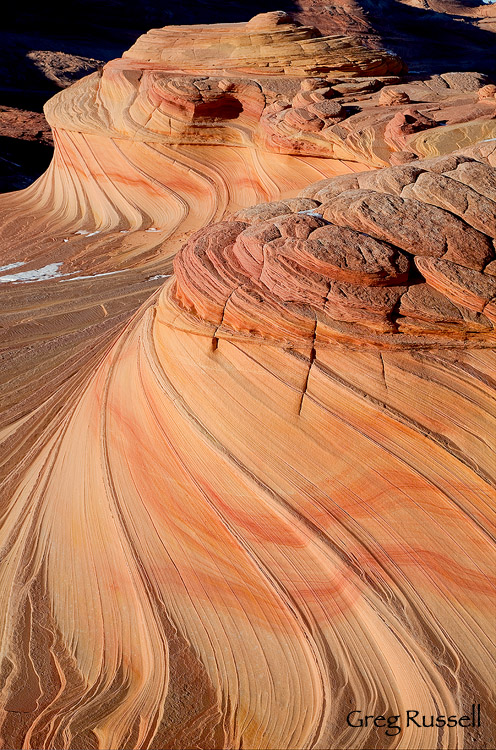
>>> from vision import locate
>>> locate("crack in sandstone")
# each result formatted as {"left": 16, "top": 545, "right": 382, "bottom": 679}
{"left": 0, "top": 8, "right": 495, "bottom": 750}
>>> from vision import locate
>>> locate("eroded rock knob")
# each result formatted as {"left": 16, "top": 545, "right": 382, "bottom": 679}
{"left": 479, "top": 84, "right": 496, "bottom": 100}
{"left": 308, "top": 100, "right": 345, "bottom": 121}
{"left": 385, "top": 107, "right": 437, "bottom": 149}
{"left": 379, "top": 88, "right": 411, "bottom": 106}
{"left": 300, "top": 78, "right": 330, "bottom": 92}
{"left": 246, "top": 11, "right": 294, "bottom": 29}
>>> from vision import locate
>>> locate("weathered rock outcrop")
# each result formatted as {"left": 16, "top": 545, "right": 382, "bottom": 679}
{"left": 172, "top": 152, "right": 496, "bottom": 347}
{"left": 0, "top": 11, "right": 495, "bottom": 750}
{"left": 2, "top": 9, "right": 495, "bottom": 280}
{"left": 297, "top": 0, "right": 496, "bottom": 74}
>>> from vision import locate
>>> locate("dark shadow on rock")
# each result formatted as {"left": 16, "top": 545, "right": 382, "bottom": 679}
{"left": 0, "top": 1, "right": 300, "bottom": 191}
{"left": 358, "top": 0, "right": 496, "bottom": 75}
{"left": 0, "top": 136, "right": 53, "bottom": 193}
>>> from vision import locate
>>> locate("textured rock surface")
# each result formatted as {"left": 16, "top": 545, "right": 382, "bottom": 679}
{"left": 4, "top": 4, "right": 496, "bottom": 195}
{"left": 175, "top": 153, "right": 496, "bottom": 346}
{"left": 297, "top": 0, "right": 496, "bottom": 74}
{"left": 0, "top": 10, "right": 495, "bottom": 750}
{"left": 124, "top": 11, "right": 404, "bottom": 76}
{"left": 25, "top": 50, "right": 104, "bottom": 89}
{"left": 3, "top": 0, "right": 496, "bottom": 197}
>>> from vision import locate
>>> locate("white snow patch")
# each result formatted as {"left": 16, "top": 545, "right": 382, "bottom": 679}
{"left": 61, "top": 270, "right": 127, "bottom": 282}
{"left": 145, "top": 228, "right": 161, "bottom": 232}
{"left": 0, "top": 262, "right": 25, "bottom": 273}
{"left": 0, "top": 261, "right": 169, "bottom": 285}
{"left": 0, "top": 263, "right": 64, "bottom": 283}
{"left": 298, "top": 210, "right": 324, "bottom": 219}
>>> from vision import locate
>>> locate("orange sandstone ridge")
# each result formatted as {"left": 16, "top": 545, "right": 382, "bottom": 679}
{"left": 0, "top": 11, "right": 495, "bottom": 750}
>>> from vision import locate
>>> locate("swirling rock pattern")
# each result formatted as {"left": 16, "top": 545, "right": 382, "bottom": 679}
{"left": 2, "top": 11, "right": 496, "bottom": 277}
{"left": 0, "top": 10, "right": 495, "bottom": 750}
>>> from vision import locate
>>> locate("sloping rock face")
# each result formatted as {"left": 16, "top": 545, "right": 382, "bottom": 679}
{"left": 2, "top": 148, "right": 494, "bottom": 750}
{"left": 2, "top": 1, "right": 496, "bottom": 195}
{"left": 3, "top": 11, "right": 406, "bottom": 276}
{"left": 0, "top": 11, "right": 495, "bottom": 750}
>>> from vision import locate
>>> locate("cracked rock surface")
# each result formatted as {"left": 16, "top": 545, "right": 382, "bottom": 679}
{"left": 0, "top": 10, "right": 495, "bottom": 750}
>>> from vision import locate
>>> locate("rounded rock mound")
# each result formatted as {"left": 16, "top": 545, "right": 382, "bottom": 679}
{"left": 172, "top": 150, "right": 496, "bottom": 348}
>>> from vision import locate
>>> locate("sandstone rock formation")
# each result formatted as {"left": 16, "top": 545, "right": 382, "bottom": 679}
{"left": 175, "top": 152, "right": 496, "bottom": 347}
{"left": 0, "top": 10, "right": 495, "bottom": 750}
{"left": 297, "top": 0, "right": 496, "bottom": 74}
{"left": 3, "top": 0, "right": 496, "bottom": 197}
{"left": 2, "top": 9, "right": 495, "bottom": 279}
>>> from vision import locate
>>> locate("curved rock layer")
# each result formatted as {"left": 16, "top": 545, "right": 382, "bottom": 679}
{"left": 1, "top": 153, "right": 495, "bottom": 750}
{"left": 3, "top": 11, "right": 496, "bottom": 276}
{"left": 123, "top": 10, "right": 403, "bottom": 76}
{"left": 0, "top": 132, "right": 358, "bottom": 274}
{"left": 0, "top": 11, "right": 495, "bottom": 750}
{"left": 3, "top": 278, "right": 495, "bottom": 750}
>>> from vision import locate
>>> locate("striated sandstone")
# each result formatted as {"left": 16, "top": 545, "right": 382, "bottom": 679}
{"left": 479, "top": 83, "right": 496, "bottom": 100}
{"left": 124, "top": 11, "right": 404, "bottom": 77}
{"left": 0, "top": 10, "right": 495, "bottom": 750}
{"left": 414, "top": 257, "right": 496, "bottom": 313}
{"left": 379, "top": 87, "right": 411, "bottom": 105}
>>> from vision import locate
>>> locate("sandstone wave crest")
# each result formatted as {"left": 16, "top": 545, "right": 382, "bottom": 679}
{"left": 0, "top": 11, "right": 495, "bottom": 750}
